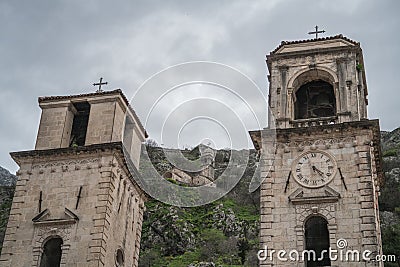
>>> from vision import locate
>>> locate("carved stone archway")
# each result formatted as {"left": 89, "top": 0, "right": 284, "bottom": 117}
{"left": 32, "top": 225, "right": 73, "bottom": 267}
{"left": 287, "top": 67, "right": 340, "bottom": 122}
{"left": 294, "top": 203, "right": 338, "bottom": 264}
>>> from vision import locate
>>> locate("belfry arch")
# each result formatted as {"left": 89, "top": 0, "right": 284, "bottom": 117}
{"left": 294, "top": 80, "right": 336, "bottom": 119}
{"left": 288, "top": 68, "right": 339, "bottom": 121}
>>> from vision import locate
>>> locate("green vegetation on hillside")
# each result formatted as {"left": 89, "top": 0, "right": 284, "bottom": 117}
{"left": 379, "top": 128, "right": 400, "bottom": 266}
{"left": 0, "top": 187, "right": 15, "bottom": 255}
{"left": 139, "top": 197, "right": 259, "bottom": 267}
{"left": 139, "top": 147, "right": 260, "bottom": 266}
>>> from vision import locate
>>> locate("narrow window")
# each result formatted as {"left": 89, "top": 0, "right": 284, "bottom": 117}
{"left": 123, "top": 115, "right": 135, "bottom": 153}
{"left": 115, "top": 248, "right": 125, "bottom": 266}
{"left": 39, "top": 237, "right": 63, "bottom": 267}
{"left": 132, "top": 208, "right": 135, "bottom": 231}
{"left": 69, "top": 101, "right": 90, "bottom": 147}
{"left": 305, "top": 216, "right": 331, "bottom": 266}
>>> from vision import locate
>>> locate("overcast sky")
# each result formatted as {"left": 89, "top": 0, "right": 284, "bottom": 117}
{"left": 0, "top": 0, "right": 399, "bottom": 173}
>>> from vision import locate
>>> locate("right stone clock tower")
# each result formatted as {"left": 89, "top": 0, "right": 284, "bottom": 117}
{"left": 250, "top": 35, "right": 384, "bottom": 266}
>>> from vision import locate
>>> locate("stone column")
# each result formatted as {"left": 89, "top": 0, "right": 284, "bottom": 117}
{"left": 336, "top": 58, "right": 350, "bottom": 123}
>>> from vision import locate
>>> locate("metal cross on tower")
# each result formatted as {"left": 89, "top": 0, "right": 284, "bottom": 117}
{"left": 93, "top": 77, "right": 108, "bottom": 92}
{"left": 308, "top": 25, "right": 325, "bottom": 39}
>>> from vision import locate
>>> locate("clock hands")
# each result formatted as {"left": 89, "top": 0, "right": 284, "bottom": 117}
{"left": 312, "top": 165, "right": 324, "bottom": 176}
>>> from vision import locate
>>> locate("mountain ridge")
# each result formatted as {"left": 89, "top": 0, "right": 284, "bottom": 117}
{"left": 0, "top": 166, "right": 17, "bottom": 187}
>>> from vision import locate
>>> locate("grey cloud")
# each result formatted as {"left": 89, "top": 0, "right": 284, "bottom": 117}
{"left": 0, "top": 0, "right": 399, "bottom": 173}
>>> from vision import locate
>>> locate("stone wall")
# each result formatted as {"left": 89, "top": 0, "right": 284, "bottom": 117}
{"left": 259, "top": 121, "right": 382, "bottom": 267}
{"left": 0, "top": 145, "right": 145, "bottom": 267}
{"left": 35, "top": 103, "right": 72, "bottom": 149}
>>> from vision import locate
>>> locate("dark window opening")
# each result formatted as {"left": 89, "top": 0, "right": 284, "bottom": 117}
{"left": 305, "top": 216, "right": 331, "bottom": 267}
{"left": 69, "top": 101, "right": 90, "bottom": 147}
{"left": 163, "top": 172, "right": 172, "bottom": 179}
{"left": 295, "top": 80, "right": 336, "bottom": 120}
{"left": 39, "top": 237, "right": 63, "bottom": 267}
{"left": 116, "top": 248, "right": 125, "bottom": 266}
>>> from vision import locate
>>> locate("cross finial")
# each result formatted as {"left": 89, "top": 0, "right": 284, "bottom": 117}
{"left": 93, "top": 77, "right": 108, "bottom": 92}
{"left": 308, "top": 25, "right": 325, "bottom": 39}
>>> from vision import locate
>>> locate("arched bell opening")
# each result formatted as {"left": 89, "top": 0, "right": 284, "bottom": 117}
{"left": 294, "top": 80, "right": 336, "bottom": 120}
{"left": 289, "top": 68, "right": 338, "bottom": 122}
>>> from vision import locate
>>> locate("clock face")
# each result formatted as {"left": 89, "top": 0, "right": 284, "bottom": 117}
{"left": 292, "top": 150, "right": 337, "bottom": 188}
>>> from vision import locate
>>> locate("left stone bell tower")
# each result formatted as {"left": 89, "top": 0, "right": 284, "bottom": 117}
{"left": 0, "top": 89, "right": 147, "bottom": 267}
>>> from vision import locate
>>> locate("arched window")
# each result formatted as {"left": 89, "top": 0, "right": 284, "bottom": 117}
{"left": 39, "top": 237, "right": 63, "bottom": 267}
{"left": 305, "top": 216, "right": 331, "bottom": 266}
{"left": 115, "top": 248, "right": 125, "bottom": 266}
{"left": 295, "top": 80, "right": 336, "bottom": 120}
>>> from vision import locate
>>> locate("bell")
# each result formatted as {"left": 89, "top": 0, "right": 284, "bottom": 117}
{"left": 315, "top": 93, "right": 330, "bottom": 106}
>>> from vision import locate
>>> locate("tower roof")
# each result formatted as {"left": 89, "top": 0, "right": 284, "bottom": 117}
{"left": 38, "top": 88, "right": 127, "bottom": 103}
{"left": 270, "top": 34, "right": 360, "bottom": 55}
{"left": 38, "top": 89, "right": 147, "bottom": 137}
